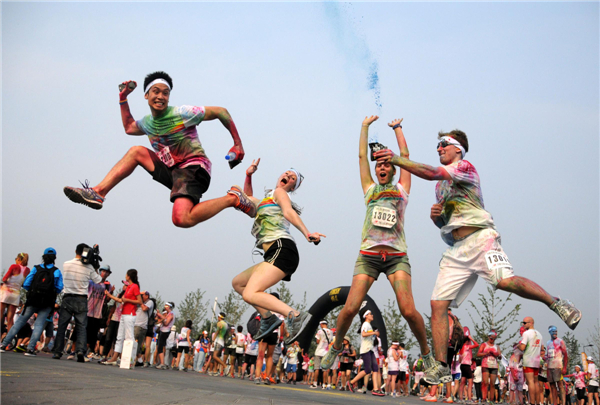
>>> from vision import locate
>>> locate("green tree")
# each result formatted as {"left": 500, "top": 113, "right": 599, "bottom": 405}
{"left": 563, "top": 331, "right": 580, "bottom": 373}
{"left": 154, "top": 291, "right": 164, "bottom": 314}
{"left": 467, "top": 286, "right": 521, "bottom": 352}
{"left": 272, "top": 283, "right": 308, "bottom": 313}
{"left": 382, "top": 299, "right": 416, "bottom": 350}
{"left": 217, "top": 289, "right": 248, "bottom": 326}
{"left": 585, "top": 320, "right": 600, "bottom": 361}
{"left": 174, "top": 288, "right": 208, "bottom": 331}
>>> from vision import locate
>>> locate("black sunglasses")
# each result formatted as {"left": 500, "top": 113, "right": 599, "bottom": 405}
{"left": 437, "top": 140, "right": 453, "bottom": 149}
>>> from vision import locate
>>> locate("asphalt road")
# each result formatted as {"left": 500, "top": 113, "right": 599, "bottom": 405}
{"left": 1, "top": 351, "right": 424, "bottom": 405}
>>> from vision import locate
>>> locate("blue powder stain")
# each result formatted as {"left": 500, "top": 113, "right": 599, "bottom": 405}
{"left": 368, "top": 62, "right": 382, "bottom": 111}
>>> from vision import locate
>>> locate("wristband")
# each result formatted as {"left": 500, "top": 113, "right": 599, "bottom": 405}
{"left": 392, "top": 123, "right": 402, "bottom": 130}
{"left": 119, "top": 99, "right": 128, "bottom": 105}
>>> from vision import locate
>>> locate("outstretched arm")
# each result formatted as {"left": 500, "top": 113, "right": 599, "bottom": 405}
{"left": 119, "top": 81, "right": 145, "bottom": 135}
{"left": 359, "top": 116, "right": 377, "bottom": 194}
{"left": 204, "top": 106, "right": 244, "bottom": 161}
{"left": 273, "top": 188, "right": 325, "bottom": 244}
{"left": 243, "top": 159, "right": 261, "bottom": 205}
{"left": 388, "top": 118, "right": 411, "bottom": 193}
{"left": 373, "top": 150, "right": 451, "bottom": 181}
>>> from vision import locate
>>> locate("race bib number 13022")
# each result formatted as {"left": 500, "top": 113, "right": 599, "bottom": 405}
{"left": 372, "top": 206, "right": 397, "bottom": 228}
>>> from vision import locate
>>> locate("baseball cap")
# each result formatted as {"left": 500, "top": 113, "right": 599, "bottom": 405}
{"left": 44, "top": 247, "right": 57, "bottom": 255}
{"left": 319, "top": 320, "right": 328, "bottom": 325}
{"left": 588, "top": 356, "right": 594, "bottom": 362}
{"left": 99, "top": 265, "right": 111, "bottom": 273}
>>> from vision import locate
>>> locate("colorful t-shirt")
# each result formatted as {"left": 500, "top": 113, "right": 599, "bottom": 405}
{"left": 360, "top": 183, "right": 409, "bottom": 252}
{"left": 521, "top": 329, "right": 543, "bottom": 368}
{"left": 87, "top": 281, "right": 107, "bottom": 319}
{"left": 136, "top": 105, "right": 211, "bottom": 174}
{"left": 251, "top": 191, "right": 294, "bottom": 247}
{"left": 215, "top": 320, "right": 228, "bottom": 346}
{"left": 287, "top": 346, "right": 299, "bottom": 364}
{"left": 436, "top": 160, "right": 496, "bottom": 246}
{"left": 235, "top": 332, "right": 246, "bottom": 354}
{"left": 573, "top": 371, "right": 586, "bottom": 389}
{"left": 481, "top": 342, "right": 500, "bottom": 369}
{"left": 245, "top": 334, "right": 258, "bottom": 356}
{"left": 461, "top": 342, "right": 477, "bottom": 365}
{"left": 315, "top": 327, "right": 333, "bottom": 357}
{"left": 546, "top": 338, "right": 566, "bottom": 369}
{"left": 121, "top": 283, "right": 140, "bottom": 316}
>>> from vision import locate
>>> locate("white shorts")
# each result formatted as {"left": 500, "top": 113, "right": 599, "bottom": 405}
{"left": 431, "top": 228, "right": 514, "bottom": 307}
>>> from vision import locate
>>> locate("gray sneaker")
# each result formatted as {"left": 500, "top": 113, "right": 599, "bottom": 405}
{"left": 550, "top": 298, "right": 582, "bottom": 330}
{"left": 424, "top": 361, "right": 452, "bottom": 385}
{"left": 227, "top": 185, "right": 257, "bottom": 218}
{"left": 254, "top": 314, "right": 283, "bottom": 341}
{"left": 319, "top": 344, "right": 342, "bottom": 370}
{"left": 64, "top": 180, "right": 104, "bottom": 210}
{"left": 284, "top": 311, "right": 312, "bottom": 344}
{"left": 422, "top": 352, "right": 436, "bottom": 370}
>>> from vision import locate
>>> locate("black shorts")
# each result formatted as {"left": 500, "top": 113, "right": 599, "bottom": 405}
{"left": 244, "top": 354, "right": 257, "bottom": 366}
{"left": 461, "top": 364, "right": 474, "bottom": 379}
{"left": 235, "top": 352, "right": 245, "bottom": 364}
{"left": 148, "top": 152, "right": 211, "bottom": 205}
{"left": 576, "top": 388, "right": 586, "bottom": 399}
{"left": 339, "top": 362, "right": 354, "bottom": 372}
{"left": 224, "top": 347, "right": 236, "bottom": 356}
{"left": 399, "top": 371, "right": 407, "bottom": 380}
{"left": 17, "top": 324, "right": 32, "bottom": 339}
{"left": 263, "top": 239, "right": 299, "bottom": 282}
{"left": 146, "top": 328, "right": 154, "bottom": 338}
{"left": 178, "top": 346, "right": 190, "bottom": 354}
{"left": 589, "top": 386, "right": 599, "bottom": 394}
{"left": 259, "top": 332, "right": 278, "bottom": 346}
{"left": 538, "top": 375, "right": 547, "bottom": 383}
{"left": 157, "top": 331, "right": 169, "bottom": 351}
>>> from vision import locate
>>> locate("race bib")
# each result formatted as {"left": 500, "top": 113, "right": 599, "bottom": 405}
{"left": 372, "top": 206, "right": 397, "bottom": 228}
{"left": 487, "top": 356, "right": 498, "bottom": 368}
{"left": 547, "top": 348, "right": 555, "bottom": 358}
{"left": 484, "top": 251, "right": 512, "bottom": 271}
{"left": 157, "top": 146, "right": 175, "bottom": 167}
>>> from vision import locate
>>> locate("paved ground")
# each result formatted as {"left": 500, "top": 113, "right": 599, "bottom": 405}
{"left": 1, "top": 351, "right": 422, "bottom": 405}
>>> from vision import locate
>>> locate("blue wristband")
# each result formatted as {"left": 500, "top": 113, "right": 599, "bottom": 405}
{"left": 392, "top": 123, "right": 402, "bottom": 130}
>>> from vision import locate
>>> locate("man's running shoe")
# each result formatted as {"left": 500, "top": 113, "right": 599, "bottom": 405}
{"left": 254, "top": 378, "right": 261, "bottom": 384}
{"left": 310, "top": 383, "right": 319, "bottom": 389}
{"left": 64, "top": 180, "right": 104, "bottom": 210}
{"left": 14, "top": 346, "right": 26, "bottom": 353}
{"left": 254, "top": 314, "right": 283, "bottom": 341}
{"left": 372, "top": 390, "right": 385, "bottom": 396}
{"left": 443, "top": 397, "right": 454, "bottom": 403}
{"left": 423, "top": 352, "right": 436, "bottom": 370}
{"left": 319, "top": 343, "right": 342, "bottom": 370}
{"left": 346, "top": 381, "right": 356, "bottom": 393}
{"left": 24, "top": 349, "right": 37, "bottom": 356}
{"left": 227, "top": 185, "right": 257, "bottom": 218}
{"left": 550, "top": 298, "right": 582, "bottom": 330}
{"left": 424, "top": 361, "right": 452, "bottom": 385}
{"left": 284, "top": 311, "right": 312, "bottom": 344}
{"left": 423, "top": 395, "right": 438, "bottom": 402}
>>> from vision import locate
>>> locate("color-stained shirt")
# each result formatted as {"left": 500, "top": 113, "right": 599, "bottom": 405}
{"left": 251, "top": 190, "right": 294, "bottom": 247}
{"left": 461, "top": 342, "right": 477, "bottom": 365}
{"left": 481, "top": 342, "right": 500, "bottom": 369}
{"left": 521, "top": 329, "right": 543, "bottom": 368}
{"left": 136, "top": 105, "right": 211, "bottom": 174}
{"left": 315, "top": 327, "right": 333, "bottom": 357}
{"left": 546, "top": 338, "right": 566, "bottom": 369}
{"left": 436, "top": 160, "right": 495, "bottom": 246}
{"left": 87, "top": 281, "right": 108, "bottom": 318}
{"left": 360, "top": 182, "right": 409, "bottom": 252}
{"left": 573, "top": 371, "right": 586, "bottom": 389}
{"left": 215, "top": 320, "right": 228, "bottom": 346}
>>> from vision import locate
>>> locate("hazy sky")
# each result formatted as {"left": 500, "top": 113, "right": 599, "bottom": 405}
{"left": 2, "top": 2, "right": 598, "bottom": 352}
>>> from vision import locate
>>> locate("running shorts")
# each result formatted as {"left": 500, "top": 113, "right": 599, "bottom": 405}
{"left": 399, "top": 371, "right": 407, "bottom": 380}
{"left": 361, "top": 351, "right": 379, "bottom": 374}
{"left": 339, "top": 362, "right": 353, "bottom": 372}
{"left": 483, "top": 367, "right": 498, "bottom": 375}
{"left": 547, "top": 368, "right": 561, "bottom": 383}
{"left": 259, "top": 332, "right": 278, "bottom": 346}
{"left": 353, "top": 252, "right": 411, "bottom": 280}
{"left": 588, "top": 386, "right": 598, "bottom": 394}
{"left": 148, "top": 152, "right": 211, "bottom": 205}
{"left": 431, "top": 228, "right": 514, "bottom": 307}
{"left": 576, "top": 388, "right": 586, "bottom": 399}
{"left": 461, "top": 364, "right": 474, "bottom": 379}
{"left": 388, "top": 370, "right": 399, "bottom": 376}
{"left": 214, "top": 343, "right": 224, "bottom": 357}
{"left": 523, "top": 367, "right": 539, "bottom": 376}
{"left": 263, "top": 239, "right": 299, "bottom": 282}
{"left": 157, "top": 331, "right": 169, "bottom": 351}
{"left": 244, "top": 354, "right": 257, "bottom": 366}
{"left": 224, "top": 347, "right": 236, "bottom": 356}
{"left": 313, "top": 355, "right": 323, "bottom": 370}
{"left": 538, "top": 375, "right": 547, "bottom": 383}
{"left": 453, "top": 373, "right": 462, "bottom": 381}
{"left": 178, "top": 346, "right": 190, "bottom": 354}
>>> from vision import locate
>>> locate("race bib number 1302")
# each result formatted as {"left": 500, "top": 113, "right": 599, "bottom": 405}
{"left": 484, "top": 250, "right": 512, "bottom": 271}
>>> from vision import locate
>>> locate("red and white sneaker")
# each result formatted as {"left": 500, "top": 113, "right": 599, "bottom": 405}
{"left": 227, "top": 186, "right": 257, "bottom": 218}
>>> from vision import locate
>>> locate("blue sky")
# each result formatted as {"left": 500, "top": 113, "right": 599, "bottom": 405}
{"left": 2, "top": 2, "right": 598, "bottom": 350}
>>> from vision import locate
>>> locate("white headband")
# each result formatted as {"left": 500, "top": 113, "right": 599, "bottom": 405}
{"left": 363, "top": 310, "right": 372, "bottom": 319}
{"left": 440, "top": 136, "right": 466, "bottom": 158}
{"left": 144, "top": 78, "right": 171, "bottom": 94}
{"left": 289, "top": 169, "right": 304, "bottom": 191}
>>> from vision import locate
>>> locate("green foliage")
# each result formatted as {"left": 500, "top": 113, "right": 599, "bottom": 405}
{"left": 563, "top": 331, "right": 580, "bottom": 373}
{"left": 174, "top": 288, "right": 208, "bottom": 332}
{"left": 467, "top": 286, "right": 521, "bottom": 352}
{"left": 382, "top": 299, "right": 416, "bottom": 350}
{"left": 585, "top": 320, "right": 600, "bottom": 361}
{"left": 217, "top": 289, "right": 248, "bottom": 327}
{"left": 154, "top": 291, "right": 164, "bottom": 314}
{"left": 424, "top": 314, "right": 434, "bottom": 355}
{"left": 272, "top": 282, "right": 308, "bottom": 313}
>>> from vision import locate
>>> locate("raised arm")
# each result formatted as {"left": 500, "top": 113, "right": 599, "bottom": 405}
{"left": 119, "top": 81, "right": 145, "bottom": 135}
{"left": 359, "top": 116, "right": 377, "bottom": 194}
{"left": 203, "top": 106, "right": 244, "bottom": 161}
{"left": 243, "top": 159, "right": 261, "bottom": 205}
{"left": 273, "top": 188, "right": 325, "bottom": 244}
{"left": 373, "top": 150, "right": 452, "bottom": 182}
{"left": 388, "top": 118, "right": 411, "bottom": 193}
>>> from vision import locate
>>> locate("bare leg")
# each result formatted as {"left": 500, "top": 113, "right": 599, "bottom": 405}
{"left": 94, "top": 146, "right": 156, "bottom": 197}
{"left": 496, "top": 276, "right": 554, "bottom": 306}
{"left": 171, "top": 195, "right": 239, "bottom": 228}
{"left": 525, "top": 372, "right": 538, "bottom": 405}
{"left": 388, "top": 271, "right": 430, "bottom": 355}
{"left": 331, "top": 274, "right": 375, "bottom": 350}
{"left": 431, "top": 299, "right": 452, "bottom": 362}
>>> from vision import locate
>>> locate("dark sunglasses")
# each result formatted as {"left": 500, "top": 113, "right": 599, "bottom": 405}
{"left": 437, "top": 140, "right": 453, "bottom": 149}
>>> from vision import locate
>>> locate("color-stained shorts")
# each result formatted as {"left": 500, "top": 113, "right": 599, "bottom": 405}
{"left": 431, "top": 228, "right": 514, "bottom": 307}
{"left": 148, "top": 152, "right": 211, "bottom": 205}
{"left": 353, "top": 252, "right": 411, "bottom": 280}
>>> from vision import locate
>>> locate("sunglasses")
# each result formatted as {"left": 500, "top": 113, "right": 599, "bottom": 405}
{"left": 437, "top": 140, "right": 453, "bottom": 149}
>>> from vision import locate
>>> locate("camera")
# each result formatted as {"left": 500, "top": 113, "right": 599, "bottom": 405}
{"left": 81, "top": 244, "right": 102, "bottom": 269}
{"left": 369, "top": 142, "right": 387, "bottom": 161}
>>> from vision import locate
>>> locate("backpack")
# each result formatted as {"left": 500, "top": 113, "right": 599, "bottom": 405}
{"left": 448, "top": 313, "right": 466, "bottom": 352}
{"left": 26, "top": 265, "right": 57, "bottom": 308}
{"left": 247, "top": 311, "right": 261, "bottom": 338}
